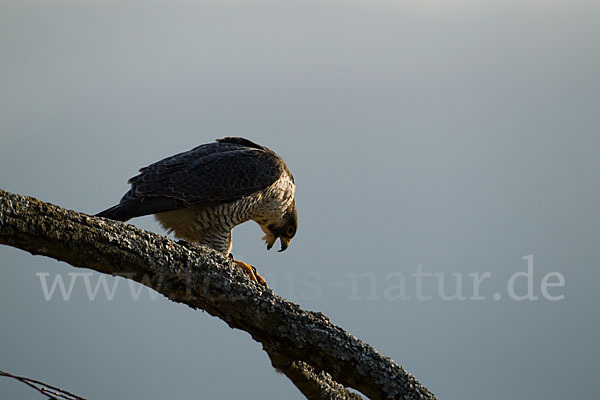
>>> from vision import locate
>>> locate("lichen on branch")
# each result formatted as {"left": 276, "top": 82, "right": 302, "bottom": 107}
{"left": 0, "top": 189, "right": 436, "bottom": 400}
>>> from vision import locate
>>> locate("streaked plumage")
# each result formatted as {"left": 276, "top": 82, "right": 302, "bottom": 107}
{"left": 96, "top": 137, "right": 297, "bottom": 259}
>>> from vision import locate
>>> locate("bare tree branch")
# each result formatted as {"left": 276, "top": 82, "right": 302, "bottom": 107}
{"left": 0, "top": 370, "right": 86, "bottom": 400}
{"left": 0, "top": 189, "right": 436, "bottom": 400}
{"left": 266, "top": 350, "right": 364, "bottom": 400}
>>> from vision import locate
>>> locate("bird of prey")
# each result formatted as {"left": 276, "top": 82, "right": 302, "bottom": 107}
{"left": 96, "top": 137, "right": 297, "bottom": 285}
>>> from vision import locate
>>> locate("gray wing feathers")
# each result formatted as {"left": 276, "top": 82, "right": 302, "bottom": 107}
{"left": 96, "top": 138, "right": 285, "bottom": 221}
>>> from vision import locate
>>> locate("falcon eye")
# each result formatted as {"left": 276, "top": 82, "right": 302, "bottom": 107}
{"left": 286, "top": 226, "right": 295, "bottom": 237}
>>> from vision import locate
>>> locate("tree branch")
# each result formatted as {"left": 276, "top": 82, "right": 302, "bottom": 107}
{"left": 0, "top": 189, "right": 436, "bottom": 400}
{"left": 0, "top": 370, "right": 86, "bottom": 400}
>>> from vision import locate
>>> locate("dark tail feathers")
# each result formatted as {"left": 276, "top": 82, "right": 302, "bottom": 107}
{"left": 96, "top": 197, "right": 183, "bottom": 221}
{"left": 95, "top": 204, "right": 133, "bottom": 221}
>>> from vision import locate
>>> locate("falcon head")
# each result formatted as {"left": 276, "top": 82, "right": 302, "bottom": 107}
{"left": 260, "top": 202, "right": 297, "bottom": 252}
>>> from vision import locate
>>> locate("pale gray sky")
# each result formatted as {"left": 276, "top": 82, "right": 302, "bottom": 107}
{"left": 1, "top": 1, "right": 599, "bottom": 399}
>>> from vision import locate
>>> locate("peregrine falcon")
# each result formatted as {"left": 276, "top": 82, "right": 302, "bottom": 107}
{"left": 96, "top": 137, "right": 297, "bottom": 285}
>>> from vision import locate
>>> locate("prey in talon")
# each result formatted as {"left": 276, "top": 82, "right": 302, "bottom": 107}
{"left": 96, "top": 137, "right": 297, "bottom": 286}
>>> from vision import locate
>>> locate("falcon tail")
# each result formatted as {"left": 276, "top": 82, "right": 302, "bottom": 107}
{"left": 95, "top": 203, "right": 133, "bottom": 221}
{"left": 95, "top": 197, "right": 185, "bottom": 222}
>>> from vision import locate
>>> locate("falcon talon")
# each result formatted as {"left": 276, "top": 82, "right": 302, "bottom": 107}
{"left": 232, "top": 259, "right": 267, "bottom": 287}
{"left": 96, "top": 137, "right": 297, "bottom": 280}
{"left": 250, "top": 265, "right": 267, "bottom": 287}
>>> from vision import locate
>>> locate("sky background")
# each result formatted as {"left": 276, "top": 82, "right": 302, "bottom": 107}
{"left": 1, "top": 1, "right": 599, "bottom": 399}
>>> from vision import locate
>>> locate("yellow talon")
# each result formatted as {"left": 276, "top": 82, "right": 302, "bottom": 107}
{"left": 233, "top": 259, "right": 267, "bottom": 287}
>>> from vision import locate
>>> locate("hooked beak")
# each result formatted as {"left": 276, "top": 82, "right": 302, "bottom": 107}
{"left": 278, "top": 237, "right": 290, "bottom": 252}
{"left": 264, "top": 235, "right": 291, "bottom": 252}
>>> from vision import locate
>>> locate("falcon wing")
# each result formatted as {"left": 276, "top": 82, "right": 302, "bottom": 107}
{"left": 96, "top": 138, "right": 285, "bottom": 221}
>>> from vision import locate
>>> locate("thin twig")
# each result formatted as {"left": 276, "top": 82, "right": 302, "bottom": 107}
{"left": 0, "top": 371, "right": 86, "bottom": 400}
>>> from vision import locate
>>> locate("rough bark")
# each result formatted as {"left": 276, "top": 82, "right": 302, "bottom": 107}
{"left": 0, "top": 189, "right": 436, "bottom": 400}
